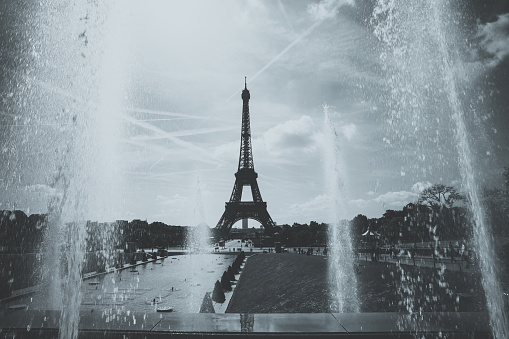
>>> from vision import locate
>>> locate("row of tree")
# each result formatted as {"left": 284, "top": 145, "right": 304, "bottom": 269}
{"left": 2, "top": 169, "right": 508, "bottom": 254}
{"left": 0, "top": 214, "right": 191, "bottom": 253}
{"left": 263, "top": 169, "right": 508, "bottom": 250}
{"left": 211, "top": 251, "right": 246, "bottom": 303}
{"left": 269, "top": 221, "right": 328, "bottom": 247}
{"left": 351, "top": 169, "right": 509, "bottom": 249}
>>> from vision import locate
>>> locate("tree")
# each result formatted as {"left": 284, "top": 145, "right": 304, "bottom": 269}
{"left": 351, "top": 214, "right": 368, "bottom": 247}
{"left": 418, "top": 184, "right": 464, "bottom": 208}
{"left": 417, "top": 184, "right": 465, "bottom": 241}
{"left": 281, "top": 224, "right": 293, "bottom": 245}
{"left": 221, "top": 271, "right": 232, "bottom": 291}
{"left": 211, "top": 281, "right": 225, "bottom": 303}
{"left": 227, "top": 266, "right": 236, "bottom": 281}
{"left": 199, "top": 292, "right": 215, "bottom": 313}
{"left": 483, "top": 187, "right": 509, "bottom": 239}
{"left": 381, "top": 210, "right": 405, "bottom": 243}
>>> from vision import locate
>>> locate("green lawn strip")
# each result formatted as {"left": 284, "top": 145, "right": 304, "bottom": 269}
{"left": 226, "top": 254, "right": 485, "bottom": 313}
{"left": 226, "top": 254, "right": 330, "bottom": 313}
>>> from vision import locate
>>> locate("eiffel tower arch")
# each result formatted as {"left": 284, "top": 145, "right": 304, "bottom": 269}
{"left": 215, "top": 78, "right": 275, "bottom": 238}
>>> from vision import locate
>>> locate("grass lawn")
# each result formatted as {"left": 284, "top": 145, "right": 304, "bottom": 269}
{"left": 226, "top": 254, "right": 331, "bottom": 313}
{"left": 226, "top": 253, "right": 486, "bottom": 313}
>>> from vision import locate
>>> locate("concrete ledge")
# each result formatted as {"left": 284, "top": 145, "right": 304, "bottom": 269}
{"left": 0, "top": 310, "right": 491, "bottom": 338}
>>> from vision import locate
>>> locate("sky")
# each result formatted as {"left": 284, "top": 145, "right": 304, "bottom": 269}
{"left": 0, "top": 0, "right": 508, "bottom": 227}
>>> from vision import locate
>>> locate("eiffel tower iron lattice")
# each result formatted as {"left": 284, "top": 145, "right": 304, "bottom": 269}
{"left": 215, "top": 78, "right": 275, "bottom": 237}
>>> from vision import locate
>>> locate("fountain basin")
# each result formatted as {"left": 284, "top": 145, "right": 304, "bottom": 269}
{"left": 0, "top": 310, "right": 491, "bottom": 338}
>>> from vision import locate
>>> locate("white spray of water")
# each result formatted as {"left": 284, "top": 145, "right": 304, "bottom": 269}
{"left": 372, "top": 0, "right": 508, "bottom": 336}
{"left": 322, "top": 105, "right": 359, "bottom": 313}
{"left": 429, "top": 3, "right": 508, "bottom": 338}
{"left": 189, "top": 175, "right": 211, "bottom": 253}
{"left": 6, "top": 1, "right": 130, "bottom": 338}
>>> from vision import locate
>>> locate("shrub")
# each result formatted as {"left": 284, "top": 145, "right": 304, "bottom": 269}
{"left": 212, "top": 280, "right": 225, "bottom": 303}
{"left": 228, "top": 266, "right": 236, "bottom": 281}
{"left": 200, "top": 291, "right": 216, "bottom": 312}
{"left": 221, "top": 271, "right": 232, "bottom": 291}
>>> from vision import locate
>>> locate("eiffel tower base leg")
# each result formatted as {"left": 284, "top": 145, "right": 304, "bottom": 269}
{"left": 215, "top": 202, "right": 274, "bottom": 239}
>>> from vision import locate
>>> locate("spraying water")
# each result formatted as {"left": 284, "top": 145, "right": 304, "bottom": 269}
{"left": 429, "top": 4, "right": 509, "bottom": 338}
{"left": 323, "top": 105, "right": 359, "bottom": 313}
{"left": 1, "top": 1, "right": 128, "bottom": 338}
{"left": 372, "top": 0, "right": 508, "bottom": 337}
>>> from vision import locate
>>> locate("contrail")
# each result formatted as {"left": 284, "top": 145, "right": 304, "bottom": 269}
{"left": 123, "top": 138, "right": 224, "bottom": 167}
{"left": 225, "top": 0, "right": 346, "bottom": 102}
{"left": 126, "top": 167, "right": 221, "bottom": 180}
{"left": 123, "top": 115, "right": 228, "bottom": 166}
{"left": 225, "top": 20, "right": 322, "bottom": 103}
{"left": 125, "top": 107, "right": 204, "bottom": 120}
{"left": 31, "top": 78, "right": 87, "bottom": 104}
{"left": 131, "top": 126, "right": 236, "bottom": 141}
{"left": 149, "top": 157, "right": 164, "bottom": 170}
{"left": 123, "top": 115, "right": 204, "bottom": 151}
{"left": 126, "top": 107, "right": 227, "bottom": 122}
{"left": 249, "top": 20, "right": 322, "bottom": 84}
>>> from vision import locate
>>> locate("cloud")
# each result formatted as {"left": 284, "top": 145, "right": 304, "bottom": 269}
{"left": 411, "top": 181, "right": 432, "bottom": 193}
{"left": 349, "top": 198, "right": 369, "bottom": 209}
{"left": 213, "top": 140, "right": 238, "bottom": 161}
{"left": 354, "top": 182, "right": 431, "bottom": 212}
{"left": 374, "top": 190, "right": 418, "bottom": 208}
{"left": 213, "top": 116, "right": 321, "bottom": 162}
{"left": 340, "top": 123, "right": 357, "bottom": 140}
{"left": 477, "top": 13, "right": 509, "bottom": 66}
{"left": 288, "top": 194, "right": 331, "bottom": 217}
{"left": 257, "top": 115, "right": 321, "bottom": 156}
{"left": 307, "top": 0, "right": 354, "bottom": 22}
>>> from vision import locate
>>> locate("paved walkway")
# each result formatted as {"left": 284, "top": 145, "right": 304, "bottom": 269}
{"left": 358, "top": 253, "right": 475, "bottom": 272}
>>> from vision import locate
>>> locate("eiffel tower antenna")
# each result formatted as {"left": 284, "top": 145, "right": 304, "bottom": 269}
{"left": 215, "top": 79, "right": 275, "bottom": 238}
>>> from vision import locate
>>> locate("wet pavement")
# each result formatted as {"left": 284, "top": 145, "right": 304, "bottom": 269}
{"left": 5, "top": 253, "right": 237, "bottom": 314}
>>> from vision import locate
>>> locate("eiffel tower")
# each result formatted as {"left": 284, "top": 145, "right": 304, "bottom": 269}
{"left": 215, "top": 78, "right": 275, "bottom": 238}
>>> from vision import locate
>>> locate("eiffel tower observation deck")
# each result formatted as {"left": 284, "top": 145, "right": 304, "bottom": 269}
{"left": 215, "top": 78, "right": 275, "bottom": 238}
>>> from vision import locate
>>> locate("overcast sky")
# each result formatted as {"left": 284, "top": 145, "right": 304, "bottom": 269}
{"left": 1, "top": 0, "right": 508, "bottom": 227}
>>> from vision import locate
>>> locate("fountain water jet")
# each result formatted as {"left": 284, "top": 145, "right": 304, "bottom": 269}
{"left": 372, "top": 0, "right": 508, "bottom": 336}
{"left": 323, "top": 105, "right": 359, "bottom": 313}
{"left": 430, "top": 4, "right": 509, "bottom": 337}
{"left": 0, "top": 1, "right": 129, "bottom": 338}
